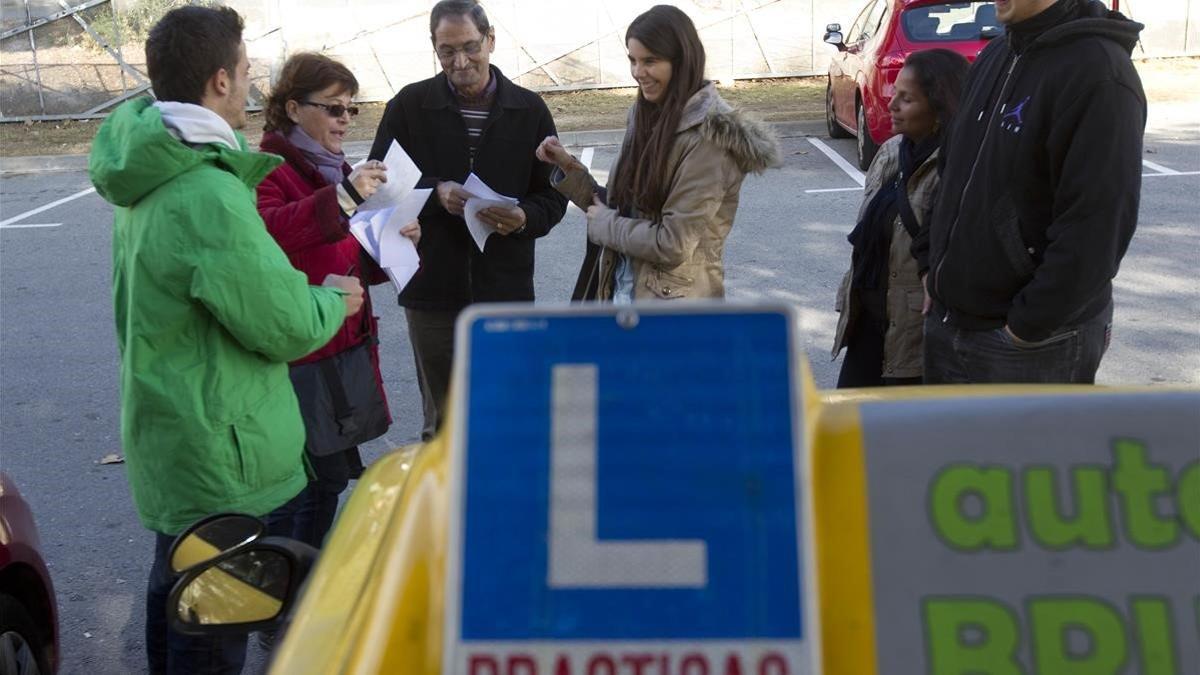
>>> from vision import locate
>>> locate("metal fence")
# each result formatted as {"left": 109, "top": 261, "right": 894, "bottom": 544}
{"left": 1, "top": 0, "right": 1196, "bottom": 122}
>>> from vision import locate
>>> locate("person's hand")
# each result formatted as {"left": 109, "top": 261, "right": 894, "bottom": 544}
{"left": 535, "top": 135, "right": 581, "bottom": 171}
{"left": 480, "top": 206, "right": 527, "bottom": 235}
{"left": 921, "top": 273, "right": 932, "bottom": 316}
{"left": 437, "top": 181, "right": 473, "bottom": 216}
{"left": 347, "top": 161, "right": 387, "bottom": 201}
{"left": 400, "top": 219, "right": 421, "bottom": 246}
{"left": 322, "top": 274, "right": 364, "bottom": 316}
{"left": 585, "top": 194, "right": 607, "bottom": 220}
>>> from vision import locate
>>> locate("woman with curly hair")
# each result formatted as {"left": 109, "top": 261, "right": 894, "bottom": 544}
{"left": 256, "top": 52, "right": 418, "bottom": 548}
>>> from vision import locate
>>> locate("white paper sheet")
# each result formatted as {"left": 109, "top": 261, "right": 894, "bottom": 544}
{"left": 383, "top": 267, "right": 416, "bottom": 295}
{"left": 461, "top": 173, "right": 519, "bottom": 252}
{"left": 349, "top": 210, "right": 384, "bottom": 260}
{"left": 378, "top": 188, "right": 429, "bottom": 268}
{"left": 353, "top": 140, "right": 422, "bottom": 212}
{"left": 350, "top": 210, "right": 415, "bottom": 295}
{"left": 348, "top": 186, "right": 430, "bottom": 294}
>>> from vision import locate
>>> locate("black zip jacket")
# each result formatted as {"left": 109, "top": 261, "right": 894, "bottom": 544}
{"left": 368, "top": 67, "right": 567, "bottom": 311}
{"left": 916, "top": 0, "right": 1145, "bottom": 341}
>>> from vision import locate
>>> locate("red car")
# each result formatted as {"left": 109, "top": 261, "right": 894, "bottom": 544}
{"left": 824, "top": 0, "right": 1000, "bottom": 169}
{"left": 0, "top": 473, "right": 59, "bottom": 675}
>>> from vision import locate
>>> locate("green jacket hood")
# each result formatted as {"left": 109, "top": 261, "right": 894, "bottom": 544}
{"left": 89, "top": 98, "right": 281, "bottom": 207}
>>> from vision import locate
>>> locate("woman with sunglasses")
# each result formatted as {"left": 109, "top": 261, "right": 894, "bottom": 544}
{"left": 536, "top": 5, "right": 779, "bottom": 302}
{"left": 257, "top": 53, "right": 418, "bottom": 550}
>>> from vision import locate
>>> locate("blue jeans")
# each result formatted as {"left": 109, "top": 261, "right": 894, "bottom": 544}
{"left": 924, "top": 302, "right": 1112, "bottom": 385}
{"left": 145, "top": 490, "right": 304, "bottom": 675}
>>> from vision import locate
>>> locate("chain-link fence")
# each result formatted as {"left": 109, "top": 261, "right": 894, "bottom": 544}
{"left": 2, "top": 0, "right": 1196, "bottom": 121}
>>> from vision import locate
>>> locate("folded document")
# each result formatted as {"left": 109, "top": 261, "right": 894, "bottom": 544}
{"left": 349, "top": 188, "right": 430, "bottom": 294}
{"left": 462, "top": 173, "right": 520, "bottom": 252}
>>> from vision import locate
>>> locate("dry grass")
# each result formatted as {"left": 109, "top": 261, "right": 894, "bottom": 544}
{"left": 545, "top": 77, "right": 827, "bottom": 130}
{"left": 0, "top": 77, "right": 825, "bottom": 158}
{"left": 1, "top": 56, "right": 1195, "bottom": 158}
{"left": 0, "top": 117, "right": 107, "bottom": 158}
{"left": 1129, "top": 56, "right": 1200, "bottom": 104}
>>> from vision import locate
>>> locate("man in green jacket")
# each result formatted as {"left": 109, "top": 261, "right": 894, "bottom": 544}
{"left": 88, "top": 6, "right": 362, "bottom": 673}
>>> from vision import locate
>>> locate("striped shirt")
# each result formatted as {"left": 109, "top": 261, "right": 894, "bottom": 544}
{"left": 448, "top": 73, "right": 497, "bottom": 166}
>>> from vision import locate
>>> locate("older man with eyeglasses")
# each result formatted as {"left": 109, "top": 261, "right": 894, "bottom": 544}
{"left": 368, "top": 0, "right": 567, "bottom": 441}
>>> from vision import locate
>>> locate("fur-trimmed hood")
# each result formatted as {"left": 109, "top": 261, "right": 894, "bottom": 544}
{"left": 677, "top": 82, "right": 781, "bottom": 174}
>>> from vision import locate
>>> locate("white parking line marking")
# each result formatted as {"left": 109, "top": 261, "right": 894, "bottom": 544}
{"left": 0, "top": 186, "right": 96, "bottom": 227}
{"left": 807, "top": 137, "right": 865, "bottom": 187}
{"left": 802, "top": 165, "right": 1198, "bottom": 196}
{"left": 1142, "top": 159, "right": 1179, "bottom": 175}
{"left": 806, "top": 187, "right": 862, "bottom": 194}
{"left": 1143, "top": 170, "right": 1200, "bottom": 177}
{"left": 0, "top": 223, "right": 62, "bottom": 230}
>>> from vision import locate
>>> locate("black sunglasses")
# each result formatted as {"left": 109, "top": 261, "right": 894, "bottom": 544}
{"left": 300, "top": 101, "right": 359, "bottom": 118}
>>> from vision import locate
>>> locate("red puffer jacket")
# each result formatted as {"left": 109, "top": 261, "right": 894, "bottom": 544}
{"left": 256, "top": 131, "right": 390, "bottom": 426}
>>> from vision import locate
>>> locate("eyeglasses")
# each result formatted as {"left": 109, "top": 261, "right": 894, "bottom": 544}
{"left": 300, "top": 101, "right": 359, "bottom": 118}
{"left": 436, "top": 37, "right": 488, "bottom": 62}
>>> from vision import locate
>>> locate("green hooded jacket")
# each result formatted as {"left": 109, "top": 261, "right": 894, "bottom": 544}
{"left": 90, "top": 98, "right": 347, "bottom": 534}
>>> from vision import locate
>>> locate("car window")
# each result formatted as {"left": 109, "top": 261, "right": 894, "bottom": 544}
{"left": 902, "top": 1, "right": 1001, "bottom": 42}
{"left": 860, "top": 0, "right": 891, "bottom": 42}
{"left": 845, "top": 0, "right": 878, "bottom": 44}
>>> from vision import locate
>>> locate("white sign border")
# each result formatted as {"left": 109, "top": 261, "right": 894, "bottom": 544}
{"left": 443, "top": 301, "right": 820, "bottom": 673}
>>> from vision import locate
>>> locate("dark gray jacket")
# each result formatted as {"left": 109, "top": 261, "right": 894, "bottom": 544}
{"left": 369, "top": 67, "right": 567, "bottom": 311}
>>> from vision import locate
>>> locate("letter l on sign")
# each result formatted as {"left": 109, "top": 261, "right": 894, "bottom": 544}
{"left": 548, "top": 364, "right": 709, "bottom": 588}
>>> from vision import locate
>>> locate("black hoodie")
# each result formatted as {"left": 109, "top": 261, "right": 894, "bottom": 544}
{"left": 917, "top": 0, "right": 1145, "bottom": 341}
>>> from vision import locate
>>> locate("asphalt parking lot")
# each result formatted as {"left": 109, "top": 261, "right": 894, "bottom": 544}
{"left": 1, "top": 111, "right": 1197, "bottom": 673}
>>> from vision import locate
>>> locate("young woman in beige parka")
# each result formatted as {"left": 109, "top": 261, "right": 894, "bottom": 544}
{"left": 536, "top": 4, "right": 779, "bottom": 302}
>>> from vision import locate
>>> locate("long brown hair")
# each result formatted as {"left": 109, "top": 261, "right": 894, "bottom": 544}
{"left": 608, "top": 5, "right": 706, "bottom": 217}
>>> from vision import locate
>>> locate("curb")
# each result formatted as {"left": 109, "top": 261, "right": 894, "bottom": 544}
{"left": 0, "top": 119, "right": 828, "bottom": 176}
{"left": 551, "top": 120, "right": 826, "bottom": 148}
{"left": 1, "top": 154, "right": 90, "bottom": 176}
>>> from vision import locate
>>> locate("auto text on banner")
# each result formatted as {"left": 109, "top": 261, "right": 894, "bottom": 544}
{"left": 443, "top": 304, "right": 817, "bottom": 675}
{"left": 816, "top": 389, "right": 1200, "bottom": 674}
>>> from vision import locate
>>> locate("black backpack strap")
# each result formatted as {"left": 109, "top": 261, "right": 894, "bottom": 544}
{"left": 317, "top": 248, "right": 374, "bottom": 437}
{"left": 357, "top": 247, "right": 375, "bottom": 342}
{"left": 318, "top": 356, "right": 358, "bottom": 436}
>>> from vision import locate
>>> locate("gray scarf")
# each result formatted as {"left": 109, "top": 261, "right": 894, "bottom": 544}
{"left": 287, "top": 125, "right": 345, "bottom": 185}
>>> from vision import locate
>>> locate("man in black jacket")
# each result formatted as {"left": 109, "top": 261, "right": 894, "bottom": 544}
{"left": 915, "top": 0, "right": 1145, "bottom": 384}
{"left": 369, "top": 0, "right": 566, "bottom": 439}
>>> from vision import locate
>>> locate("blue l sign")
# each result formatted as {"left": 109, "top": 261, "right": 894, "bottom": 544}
{"left": 447, "top": 306, "right": 807, "bottom": 657}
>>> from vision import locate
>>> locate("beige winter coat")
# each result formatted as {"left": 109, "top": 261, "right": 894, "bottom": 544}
{"left": 554, "top": 83, "right": 780, "bottom": 300}
{"left": 832, "top": 135, "right": 940, "bottom": 379}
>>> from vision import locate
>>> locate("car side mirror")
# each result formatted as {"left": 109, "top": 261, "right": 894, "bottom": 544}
{"left": 170, "top": 513, "right": 265, "bottom": 573}
{"left": 824, "top": 31, "right": 846, "bottom": 51}
{"left": 168, "top": 538, "right": 317, "bottom": 636}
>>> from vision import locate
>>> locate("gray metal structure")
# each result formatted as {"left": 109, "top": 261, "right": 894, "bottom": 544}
{"left": 1, "top": 0, "right": 1196, "bottom": 122}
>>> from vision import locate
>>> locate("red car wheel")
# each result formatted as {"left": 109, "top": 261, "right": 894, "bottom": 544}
{"left": 856, "top": 98, "right": 880, "bottom": 170}
{"left": 826, "top": 80, "right": 852, "bottom": 139}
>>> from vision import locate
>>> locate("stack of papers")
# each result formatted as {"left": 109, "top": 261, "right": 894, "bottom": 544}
{"left": 348, "top": 141, "right": 427, "bottom": 293}
{"left": 463, "top": 173, "right": 520, "bottom": 252}
{"left": 349, "top": 190, "right": 429, "bottom": 293}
